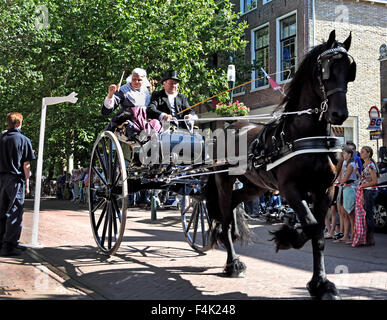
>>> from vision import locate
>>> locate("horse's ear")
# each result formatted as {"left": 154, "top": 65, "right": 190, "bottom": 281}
{"left": 343, "top": 32, "right": 352, "bottom": 51}
{"left": 327, "top": 30, "right": 336, "bottom": 48}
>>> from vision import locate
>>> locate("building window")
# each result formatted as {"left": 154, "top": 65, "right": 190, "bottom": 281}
{"left": 278, "top": 13, "right": 297, "bottom": 81}
{"left": 252, "top": 25, "right": 269, "bottom": 89}
{"left": 332, "top": 117, "right": 358, "bottom": 148}
{"left": 233, "top": 84, "right": 246, "bottom": 96}
{"left": 263, "top": 0, "right": 272, "bottom": 4}
{"left": 240, "top": 0, "right": 257, "bottom": 14}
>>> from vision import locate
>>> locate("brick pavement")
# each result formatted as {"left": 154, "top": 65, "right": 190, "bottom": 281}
{"left": 1, "top": 198, "right": 387, "bottom": 300}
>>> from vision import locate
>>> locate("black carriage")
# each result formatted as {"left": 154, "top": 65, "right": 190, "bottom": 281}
{"left": 88, "top": 126, "right": 217, "bottom": 256}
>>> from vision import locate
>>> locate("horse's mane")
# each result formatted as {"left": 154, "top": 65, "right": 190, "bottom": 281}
{"left": 278, "top": 41, "right": 331, "bottom": 112}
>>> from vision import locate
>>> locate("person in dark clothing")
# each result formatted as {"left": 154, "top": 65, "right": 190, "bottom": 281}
{"left": 147, "top": 70, "right": 197, "bottom": 131}
{"left": 346, "top": 141, "right": 363, "bottom": 175}
{"left": 0, "top": 112, "right": 35, "bottom": 256}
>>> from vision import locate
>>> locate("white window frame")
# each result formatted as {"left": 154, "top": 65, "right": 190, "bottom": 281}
{"left": 233, "top": 85, "right": 246, "bottom": 97}
{"left": 332, "top": 116, "right": 359, "bottom": 148}
{"left": 276, "top": 10, "right": 297, "bottom": 84}
{"left": 251, "top": 22, "right": 270, "bottom": 92}
{"left": 263, "top": 0, "right": 272, "bottom": 5}
{"left": 240, "top": 0, "right": 257, "bottom": 15}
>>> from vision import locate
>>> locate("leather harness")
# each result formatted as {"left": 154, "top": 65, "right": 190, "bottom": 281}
{"left": 248, "top": 45, "right": 351, "bottom": 171}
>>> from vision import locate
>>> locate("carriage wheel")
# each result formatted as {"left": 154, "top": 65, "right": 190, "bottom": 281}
{"left": 88, "top": 131, "right": 128, "bottom": 256}
{"left": 181, "top": 195, "right": 212, "bottom": 253}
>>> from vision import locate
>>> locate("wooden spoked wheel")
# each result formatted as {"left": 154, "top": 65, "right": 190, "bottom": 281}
{"left": 88, "top": 131, "right": 128, "bottom": 255}
{"left": 180, "top": 194, "right": 212, "bottom": 253}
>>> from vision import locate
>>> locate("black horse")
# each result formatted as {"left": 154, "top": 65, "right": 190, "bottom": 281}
{"left": 205, "top": 30, "right": 356, "bottom": 300}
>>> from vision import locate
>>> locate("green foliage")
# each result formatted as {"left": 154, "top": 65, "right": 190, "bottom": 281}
{"left": 0, "top": 0, "right": 248, "bottom": 176}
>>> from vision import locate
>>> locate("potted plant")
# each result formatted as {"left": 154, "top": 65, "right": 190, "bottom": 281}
{"left": 215, "top": 100, "right": 250, "bottom": 118}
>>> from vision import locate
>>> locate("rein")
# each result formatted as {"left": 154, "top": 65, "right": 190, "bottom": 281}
{"left": 167, "top": 108, "right": 323, "bottom": 123}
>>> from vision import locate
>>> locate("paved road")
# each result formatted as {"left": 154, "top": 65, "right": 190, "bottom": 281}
{"left": 1, "top": 198, "right": 387, "bottom": 300}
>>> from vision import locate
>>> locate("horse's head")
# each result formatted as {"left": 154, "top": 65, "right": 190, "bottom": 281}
{"left": 316, "top": 30, "right": 356, "bottom": 125}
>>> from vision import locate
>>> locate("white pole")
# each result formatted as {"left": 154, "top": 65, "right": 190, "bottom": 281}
{"left": 312, "top": 0, "right": 316, "bottom": 48}
{"left": 26, "top": 92, "right": 78, "bottom": 248}
{"left": 227, "top": 64, "right": 236, "bottom": 103}
{"left": 30, "top": 98, "right": 47, "bottom": 247}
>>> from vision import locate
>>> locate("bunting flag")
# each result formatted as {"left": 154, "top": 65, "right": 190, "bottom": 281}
{"left": 261, "top": 68, "right": 282, "bottom": 91}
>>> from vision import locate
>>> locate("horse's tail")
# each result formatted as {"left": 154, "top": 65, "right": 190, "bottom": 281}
{"left": 204, "top": 175, "right": 252, "bottom": 248}
{"left": 232, "top": 204, "right": 252, "bottom": 246}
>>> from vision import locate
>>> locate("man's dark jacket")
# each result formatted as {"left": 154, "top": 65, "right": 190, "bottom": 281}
{"left": 147, "top": 89, "right": 195, "bottom": 130}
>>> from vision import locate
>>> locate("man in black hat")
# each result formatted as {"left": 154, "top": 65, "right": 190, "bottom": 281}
{"left": 147, "top": 70, "right": 197, "bottom": 130}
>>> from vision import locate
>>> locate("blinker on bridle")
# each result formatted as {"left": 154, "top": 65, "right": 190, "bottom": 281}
{"left": 316, "top": 46, "right": 352, "bottom": 121}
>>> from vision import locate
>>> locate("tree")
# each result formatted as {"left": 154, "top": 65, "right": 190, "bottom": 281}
{"left": 0, "top": 0, "right": 248, "bottom": 176}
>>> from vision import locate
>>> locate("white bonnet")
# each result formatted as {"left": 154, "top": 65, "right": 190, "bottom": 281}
{"left": 126, "top": 67, "right": 151, "bottom": 88}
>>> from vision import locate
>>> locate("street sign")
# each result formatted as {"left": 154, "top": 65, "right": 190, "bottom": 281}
{"left": 370, "top": 130, "right": 383, "bottom": 140}
{"left": 369, "top": 105, "right": 380, "bottom": 119}
{"left": 367, "top": 117, "right": 384, "bottom": 130}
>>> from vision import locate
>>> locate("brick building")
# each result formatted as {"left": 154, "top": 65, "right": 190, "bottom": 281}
{"left": 201, "top": 0, "right": 387, "bottom": 153}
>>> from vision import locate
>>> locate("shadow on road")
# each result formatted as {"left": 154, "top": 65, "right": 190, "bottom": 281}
{"left": 21, "top": 199, "right": 387, "bottom": 300}
{"left": 31, "top": 245, "right": 261, "bottom": 300}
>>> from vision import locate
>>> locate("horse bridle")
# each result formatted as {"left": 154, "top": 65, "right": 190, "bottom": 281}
{"left": 316, "top": 46, "right": 352, "bottom": 121}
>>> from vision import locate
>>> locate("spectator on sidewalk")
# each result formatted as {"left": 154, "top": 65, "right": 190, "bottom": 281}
{"left": 71, "top": 169, "right": 82, "bottom": 203}
{"left": 83, "top": 167, "right": 89, "bottom": 204}
{"left": 63, "top": 173, "right": 72, "bottom": 200}
{"left": 0, "top": 112, "right": 35, "bottom": 256}
{"left": 334, "top": 147, "right": 358, "bottom": 244}
{"left": 78, "top": 168, "right": 86, "bottom": 204}
{"left": 325, "top": 183, "right": 339, "bottom": 239}
{"left": 244, "top": 197, "right": 261, "bottom": 217}
{"left": 358, "top": 146, "right": 379, "bottom": 246}
{"left": 346, "top": 141, "right": 363, "bottom": 176}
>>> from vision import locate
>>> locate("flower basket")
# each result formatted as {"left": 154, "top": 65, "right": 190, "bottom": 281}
{"left": 215, "top": 100, "right": 250, "bottom": 118}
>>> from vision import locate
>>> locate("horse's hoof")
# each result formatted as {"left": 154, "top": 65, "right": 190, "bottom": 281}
{"left": 307, "top": 279, "right": 340, "bottom": 300}
{"left": 229, "top": 270, "right": 246, "bottom": 278}
{"left": 224, "top": 259, "right": 246, "bottom": 278}
{"left": 321, "top": 293, "right": 341, "bottom": 300}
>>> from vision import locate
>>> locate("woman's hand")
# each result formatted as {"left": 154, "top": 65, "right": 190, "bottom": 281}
{"left": 108, "top": 84, "right": 117, "bottom": 99}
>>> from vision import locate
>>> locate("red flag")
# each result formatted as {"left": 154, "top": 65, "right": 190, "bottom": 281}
{"left": 268, "top": 77, "right": 281, "bottom": 91}
{"left": 261, "top": 68, "right": 281, "bottom": 91}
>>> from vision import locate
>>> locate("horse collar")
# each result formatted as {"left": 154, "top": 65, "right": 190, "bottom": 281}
{"left": 250, "top": 136, "right": 342, "bottom": 171}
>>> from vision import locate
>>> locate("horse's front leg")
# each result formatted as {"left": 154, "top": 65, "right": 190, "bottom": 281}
{"left": 307, "top": 191, "right": 341, "bottom": 300}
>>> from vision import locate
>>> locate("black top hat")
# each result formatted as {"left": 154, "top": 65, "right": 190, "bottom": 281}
{"left": 162, "top": 70, "right": 181, "bottom": 82}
